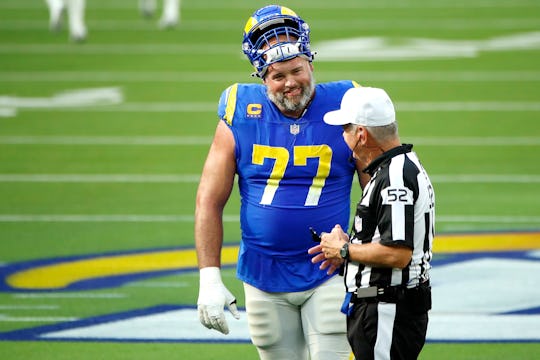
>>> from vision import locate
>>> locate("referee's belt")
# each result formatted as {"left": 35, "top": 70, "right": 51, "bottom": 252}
{"left": 352, "top": 281, "right": 431, "bottom": 304}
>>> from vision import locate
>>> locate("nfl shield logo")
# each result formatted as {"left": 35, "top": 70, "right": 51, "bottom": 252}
{"left": 290, "top": 124, "right": 300, "bottom": 135}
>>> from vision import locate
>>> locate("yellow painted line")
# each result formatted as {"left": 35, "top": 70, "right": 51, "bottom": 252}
{"left": 434, "top": 232, "right": 540, "bottom": 253}
{"left": 5, "top": 232, "right": 540, "bottom": 291}
{"left": 6, "top": 246, "right": 239, "bottom": 290}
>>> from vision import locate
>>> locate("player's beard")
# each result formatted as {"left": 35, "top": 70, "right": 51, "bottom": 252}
{"left": 267, "top": 74, "right": 315, "bottom": 115}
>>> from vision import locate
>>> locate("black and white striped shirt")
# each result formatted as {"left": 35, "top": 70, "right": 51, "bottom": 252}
{"left": 344, "top": 144, "right": 435, "bottom": 292}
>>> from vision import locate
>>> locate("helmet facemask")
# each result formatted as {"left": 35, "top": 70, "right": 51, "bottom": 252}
{"left": 243, "top": 7, "right": 314, "bottom": 78}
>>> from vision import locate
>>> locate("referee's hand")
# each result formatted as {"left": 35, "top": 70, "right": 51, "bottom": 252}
{"left": 320, "top": 224, "right": 348, "bottom": 258}
{"left": 308, "top": 244, "right": 344, "bottom": 275}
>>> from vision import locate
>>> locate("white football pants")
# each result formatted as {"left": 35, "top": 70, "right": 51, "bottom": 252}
{"left": 45, "top": 0, "right": 86, "bottom": 40}
{"left": 243, "top": 276, "right": 351, "bottom": 360}
{"left": 139, "top": 0, "right": 181, "bottom": 27}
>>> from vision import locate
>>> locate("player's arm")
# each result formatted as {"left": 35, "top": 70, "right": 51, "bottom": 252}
{"left": 195, "top": 120, "right": 240, "bottom": 335}
{"left": 195, "top": 120, "right": 236, "bottom": 268}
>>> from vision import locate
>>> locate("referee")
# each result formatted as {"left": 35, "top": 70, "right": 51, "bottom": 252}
{"left": 309, "top": 87, "right": 434, "bottom": 360}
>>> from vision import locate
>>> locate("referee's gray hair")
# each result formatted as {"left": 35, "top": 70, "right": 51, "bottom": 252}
{"left": 365, "top": 122, "right": 399, "bottom": 143}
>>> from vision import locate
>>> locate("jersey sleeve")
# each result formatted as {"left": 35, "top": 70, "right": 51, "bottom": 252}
{"left": 217, "top": 83, "right": 239, "bottom": 126}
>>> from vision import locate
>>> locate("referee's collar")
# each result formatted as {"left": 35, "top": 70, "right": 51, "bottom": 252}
{"left": 363, "top": 144, "right": 414, "bottom": 176}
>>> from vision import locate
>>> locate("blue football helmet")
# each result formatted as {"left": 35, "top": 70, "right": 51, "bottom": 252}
{"left": 242, "top": 5, "right": 314, "bottom": 78}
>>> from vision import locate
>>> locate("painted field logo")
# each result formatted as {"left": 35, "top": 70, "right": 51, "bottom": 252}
{"left": 0, "top": 246, "right": 239, "bottom": 292}
{"left": 0, "top": 233, "right": 539, "bottom": 343}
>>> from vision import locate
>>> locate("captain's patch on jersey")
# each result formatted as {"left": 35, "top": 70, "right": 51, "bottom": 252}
{"left": 247, "top": 103, "right": 262, "bottom": 117}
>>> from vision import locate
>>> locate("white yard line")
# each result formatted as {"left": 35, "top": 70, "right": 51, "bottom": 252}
{"left": 0, "top": 136, "right": 212, "bottom": 145}
{"left": 0, "top": 71, "right": 252, "bottom": 83}
{"left": 2, "top": 101, "right": 539, "bottom": 113}
{"left": 13, "top": 293, "right": 127, "bottom": 299}
{"left": 0, "top": 174, "right": 539, "bottom": 183}
{"left": 2, "top": 71, "right": 540, "bottom": 82}
{"left": 2, "top": 102, "right": 215, "bottom": 112}
{"left": 395, "top": 102, "right": 540, "bottom": 111}
{"left": 0, "top": 305, "right": 59, "bottom": 310}
{"left": 0, "top": 44, "right": 236, "bottom": 55}
{"left": 0, "top": 315, "right": 77, "bottom": 322}
{"left": 2, "top": 32, "right": 540, "bottom": 58}
{"left": 430, "top": 175, "right": 540, "bottom": 183}
{"left": 125, "top": 282, "right": 189, "bottom": 288}
{"left": 0, "top": 136, "right": 213, "bottom": 145}
{"left": 439, "top": 216, "right": 540, "bottom": 223}
{"left": 404, "top": 137, "right": 540, "bottom": 146}
{"left": 0, "top": 136, "right": 538, "bottom": 146}
{"left": 0, "top": 174, "right": 201, "bottom": 183}
{"left": 0, "top": 215, "right": 196, "bottom": 222}
{"left": 0, "top": 19, "right": 539, "bottom": 31}
{"left": 0, "top": 1, "right": 539, "bottom": 9}
{"left": 0, "top": 214, "right": 537, "bottom": 224}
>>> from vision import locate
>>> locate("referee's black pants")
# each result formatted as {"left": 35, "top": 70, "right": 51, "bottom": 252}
{"left": 346, "top": 299, "right": 428, "bottom": 360}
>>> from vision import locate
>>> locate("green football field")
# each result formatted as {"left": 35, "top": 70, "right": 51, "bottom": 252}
{"left": 1, "top": 0, "right": 540, "bottom": 358}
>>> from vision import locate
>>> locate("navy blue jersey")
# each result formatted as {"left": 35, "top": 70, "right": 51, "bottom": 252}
{"left": 218, "top": 80, "right": 359, "bottom": 292}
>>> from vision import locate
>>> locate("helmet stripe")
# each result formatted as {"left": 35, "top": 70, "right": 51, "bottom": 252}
{"left": 280, "top": 7, "right": 297, "bottom": 17}
{"left": 243, "top": 17, "right": 257, "bottom": 35}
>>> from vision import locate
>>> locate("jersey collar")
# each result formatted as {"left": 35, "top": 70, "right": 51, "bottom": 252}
{"left": 363, "top": 144, "right": 414, "bottom": 176}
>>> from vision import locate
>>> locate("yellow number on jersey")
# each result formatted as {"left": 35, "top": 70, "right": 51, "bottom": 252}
{"left": 252, "top": 144, "right": 333, "bottom": 206}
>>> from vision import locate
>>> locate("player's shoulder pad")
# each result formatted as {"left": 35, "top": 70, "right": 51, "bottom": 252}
{"left": 218, "top": 83, "right": 265, "bottom": 126}
{"left": 317, "top": 80, "right": 360, "bottom": 93}
{"left": 218, "top": 83, "right": 239, "bottom": 126}
{"left": 324, "top": 79, "right": 360, "bottom": 88}
{"left": 315, "top": 80, "right": 361, "bottom": 103}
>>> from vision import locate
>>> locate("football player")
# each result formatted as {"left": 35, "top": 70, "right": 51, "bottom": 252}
{"left": 195, "top": 5, "right": 365, "bottom": 359}
{"left": 45, "top": 0, "right": 87, "bottom": 42}
{"left": 139, "top": 0, "right": 181, "bottom": 29}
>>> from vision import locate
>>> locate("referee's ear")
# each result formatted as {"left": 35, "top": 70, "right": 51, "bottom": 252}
{"left": 356, "top": 125, "right": 369, "bottom": 146}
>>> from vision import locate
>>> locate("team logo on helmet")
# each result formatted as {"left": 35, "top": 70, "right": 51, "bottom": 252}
{"left": 242, "top": 5, "right": 314, "bottom": 78}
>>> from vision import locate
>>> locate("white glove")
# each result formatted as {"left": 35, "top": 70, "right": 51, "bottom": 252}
{"left": 197, "top": 267, "right": 240, "bottom": 335}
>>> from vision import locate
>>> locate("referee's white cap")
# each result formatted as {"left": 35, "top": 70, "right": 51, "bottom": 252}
{"left": 323, "top": 87, "right": 395, "bottom": 127}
